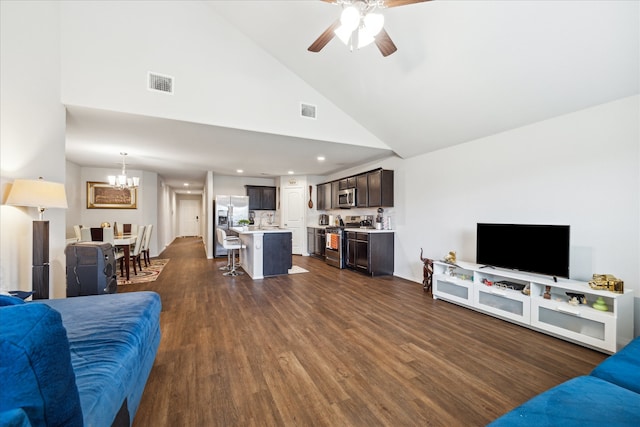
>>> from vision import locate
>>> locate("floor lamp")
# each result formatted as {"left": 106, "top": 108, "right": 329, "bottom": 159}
{"left": 5, "top": 177, "right": 68, "bottom": 299}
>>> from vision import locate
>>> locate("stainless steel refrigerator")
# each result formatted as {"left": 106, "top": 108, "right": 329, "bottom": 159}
{"left": 213, "top": 195, "right": 249, "bottom": 257}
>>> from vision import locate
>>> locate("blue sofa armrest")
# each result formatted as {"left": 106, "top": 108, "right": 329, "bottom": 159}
{"left": 488, "top": 376, "right": 640, "bottom": 427}
{"left": 590, "top": 336, "right": 640, "bottom": 394}
{"left": 0, "top": 303, "right": 83, "bottom": 426}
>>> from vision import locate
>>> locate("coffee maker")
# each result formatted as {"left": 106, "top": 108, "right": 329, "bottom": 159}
{"left": 319, "top": 214, "right": 329, "bottom": 226}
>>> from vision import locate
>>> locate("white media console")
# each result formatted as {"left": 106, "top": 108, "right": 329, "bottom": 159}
{"left": 432, "top": 261, "right": 634, "bottom": 353}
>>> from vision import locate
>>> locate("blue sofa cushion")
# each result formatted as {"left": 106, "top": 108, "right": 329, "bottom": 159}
{"left": 488, "top": 375, "right": 640, "bottom": 427}
{"left": 590, "top": 336, "right": 640, "bottom": 394}
{"left": 0, "top": 294, "right": 25, "bottom": 306}
{"left": 36, "top": 291, "right": 161, "bottom": 426}
{"left": 0, "top": 303, "right": 83, "bottom": 426}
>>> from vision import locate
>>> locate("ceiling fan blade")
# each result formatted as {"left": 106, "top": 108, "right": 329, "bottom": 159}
{"left": 308, "top": 19, "right": 341, "bottom": 52}
{"left": 384, "top": 0, "right": 431, "bottom": 8}
{"left": 375, "top": 28, "right": 397, "bottom": 57}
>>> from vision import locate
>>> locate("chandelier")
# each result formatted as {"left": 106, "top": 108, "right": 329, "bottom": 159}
{"left": 108, "top": 152, "right": 140, "bottom": 189}
{"left": 334, "top": 1, "right": 385, "bottom": 51}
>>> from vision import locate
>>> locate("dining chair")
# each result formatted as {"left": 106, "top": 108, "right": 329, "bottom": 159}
{"left": 90, "top": 227, "right": 104, "bottom": 242}
{"left": 73, "top": 225, "right": 83, "bottom": 241}
{"left": 80, "top": 228, "right": 92, "bottom": 242}
{"left": 101, "top": 227, "right": 125, "bottom": 277}
{"left": 126, "top": 225, "right": 146, "bottom": 275}
{"left": 123, "top": 224, "right": 139, "bottom": 236}
{"left": 140, "top": 224, "right": 153, "bottom": 267}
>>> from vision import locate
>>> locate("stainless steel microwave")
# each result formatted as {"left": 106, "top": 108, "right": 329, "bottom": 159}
{"left": 337, "top": 188, "right": 356, "bottom": 208}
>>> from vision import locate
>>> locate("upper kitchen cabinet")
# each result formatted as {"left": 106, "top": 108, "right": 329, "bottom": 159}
{"left": 316, "top": 182, "right": 332, "bottom": 211}
{"left": 367, "top": 169, "right": 394, "bottom": 207}
{"left": 246, "top": 185, "right": 276, "bottom": 211}
{"left": 331, "top": 181, "right": 340, "bottom": 209}
{"left": 356, "top": 174, "right": 368, "bottom": 207}
{"left": 339, "top": 177, "right": 356, "bottom": 190}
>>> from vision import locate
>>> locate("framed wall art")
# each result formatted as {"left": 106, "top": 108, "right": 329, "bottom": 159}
{"left": 87, "top": 181, "right": 137, "bottom": 209}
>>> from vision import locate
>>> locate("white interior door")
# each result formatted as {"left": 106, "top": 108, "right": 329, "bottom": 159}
{"left": 282, "top": 186, "right": 304, "bottom": 254}
{"left": 179, "top": 199, "right": 201, "bottom": 237}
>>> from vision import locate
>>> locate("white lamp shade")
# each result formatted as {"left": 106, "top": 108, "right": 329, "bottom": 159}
{"left": 357, "top": 28, "right": 376, "bottom": 49}
{"left": 5, "top": 179, "right": 68, "bottom": 209}
{"left": 340, "top": 6, "right": 360, "bottom": 32}
{"left": 334, "top": 25, "right": 353, "bottom": 45}
{"left": 363, "top": 12, "right": 384, "bottom": 36}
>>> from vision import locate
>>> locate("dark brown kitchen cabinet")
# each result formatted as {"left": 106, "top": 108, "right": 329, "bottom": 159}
{"left": 339, "top": 177, "right": 356, "bottom": 190}
{"left": 246, "top": 185, "right": 276, "bottom": 210}
{"left": 367, "top": 169, "right": 394, "bottom": 207}
{"left": 331, "top": 181, "right": 340, "bottom": 209}
{"left": 356, "top": 174, "right": 368, "bottom": 207}
{"left": 316, "top": 182, "right": 332, "bottom": 210}
{"left": 346, "top": 231, "right": 394, "bottom": 276}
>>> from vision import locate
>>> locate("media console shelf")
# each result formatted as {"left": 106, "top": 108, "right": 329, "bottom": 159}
{"left": 432, "top": 261, "right": 634, "bottom": 353}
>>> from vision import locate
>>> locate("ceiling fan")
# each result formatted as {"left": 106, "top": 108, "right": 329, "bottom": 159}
{"left": 308, "top": 0, "right": 430, "bottom": 57}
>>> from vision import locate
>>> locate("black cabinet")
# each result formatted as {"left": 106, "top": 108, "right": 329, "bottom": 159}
{"left": 346, "top": 231, "right": 394, "bottom": 276}
{"left": 339, "top": 177, "right": 356, "bottom": 190}
{"left": 246, "top": 185, "right": 276, "bottom": 211}
{"left": 316, "top": 183, "right": 332, "bottom": 211}
{"left": 356, "top": 174, "right": 368, "bottom": 207}
{"left": 307, "top": 227, "right": 315, "bottom": 255}
{"left": 331, "top": 181, "right": 340, "bottom": 209}
{"left": 367, "top": 169, "right": 394, "bottom": 207}
{"left": 315, "top": 229, "right": 326, "bottom": 258}
{"left": 316, "top": 169, "right": 393, "bottom": 210}
{"left": 263, "top": 232, "right": 292, "bottom": 276}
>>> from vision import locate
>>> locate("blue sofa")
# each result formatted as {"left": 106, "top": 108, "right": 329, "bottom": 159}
{"left": 489, "top": 337, "right": 640, "bottom": 426}
{"left": 0, "top": 291, "right": 161, "bottom": 426}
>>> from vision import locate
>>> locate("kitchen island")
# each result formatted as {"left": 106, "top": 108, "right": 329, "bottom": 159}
{"left": 229, "top": 227, "right": 292, "bottom": 279}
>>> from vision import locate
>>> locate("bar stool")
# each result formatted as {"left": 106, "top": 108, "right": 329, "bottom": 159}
{"left": 216, "top": 228, "right": 244, "bottom": 276}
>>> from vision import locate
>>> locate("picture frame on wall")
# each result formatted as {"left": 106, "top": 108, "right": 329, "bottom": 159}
{"left": 87, "top": 181, "right": 137, "bottom": 209}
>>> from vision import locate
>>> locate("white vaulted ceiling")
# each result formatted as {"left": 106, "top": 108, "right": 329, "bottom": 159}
{"left": 63, "top": 0, "right": 639, "bottom": 192}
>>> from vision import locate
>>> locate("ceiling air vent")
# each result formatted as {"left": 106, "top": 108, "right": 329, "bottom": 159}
{"left": 148, "top": 72, "right": 174, "bottom": 94}
{"left": 300, "top": 102, "right": 317, "bottom": 119}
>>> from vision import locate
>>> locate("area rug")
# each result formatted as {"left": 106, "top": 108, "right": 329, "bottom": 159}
{"left": 118, "top": 259, "right": 169, "bottom": 285}
{"left": 288, "top": 265, "right": 309, "bottom": 274}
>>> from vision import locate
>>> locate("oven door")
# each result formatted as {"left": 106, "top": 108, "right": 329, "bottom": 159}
{"left": 325, "top": 231, "right": 343, "bottom": 268}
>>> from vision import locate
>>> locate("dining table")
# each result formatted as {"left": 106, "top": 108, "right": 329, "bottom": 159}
{"left": 114, "top": 234, "right": 137, "bottom": 280}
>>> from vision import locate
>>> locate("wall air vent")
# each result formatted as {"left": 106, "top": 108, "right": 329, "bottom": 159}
{"left": 148, "top": 72, "right": 174, "bottom": 94}
{"left": 300, "top": 102, "right": 317, "bottom": 119}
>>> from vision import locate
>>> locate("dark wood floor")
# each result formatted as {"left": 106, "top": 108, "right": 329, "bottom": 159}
{"left": 122, "top": 237, "right": 606, "bottom": 426}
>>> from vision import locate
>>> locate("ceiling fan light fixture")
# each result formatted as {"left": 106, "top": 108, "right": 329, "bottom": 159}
{"left": 334, "top": 24, "right": 353, "bottom": 45}
{"left": 340, "top": 6, "right": 360, "bottom": 32}
{"left": 357, "top": 27, "right": 375, "bottom": 49}
{"left": 363, "top": 12, "right": 384, "bottom": 36}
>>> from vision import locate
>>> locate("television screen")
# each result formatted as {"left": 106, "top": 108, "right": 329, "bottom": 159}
{"left": 476, "top": 223, "right": 570, "bottom": 278}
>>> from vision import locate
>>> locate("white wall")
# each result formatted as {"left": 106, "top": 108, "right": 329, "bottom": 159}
{"left": 59, "top": 1, "right": 386, "bottom": 150}
{"left": 330, "top": 96, "right": 639, "bottom": 335}
{"left": 0, "top": 1, "right": 67, "bottom": 298}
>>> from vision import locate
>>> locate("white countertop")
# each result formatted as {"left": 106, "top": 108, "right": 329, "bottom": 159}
{"left": 231, "top": 226, "right": 292, "bottom": 234}
{"left": 344, "top": 228, "right": 394, "bottom": 233}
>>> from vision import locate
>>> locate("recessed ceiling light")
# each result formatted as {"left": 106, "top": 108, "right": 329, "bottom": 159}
{"left": 237, "top": 169, "right": 243, "bottom": 173}
{"left": 317, "top": 156, "right": 325, "bottom": 161}
{"left": 184, "top": 183, "right": 189, "bottom": 186}
{"left": 288, "top": 171, "right": 294, "bottom": 175}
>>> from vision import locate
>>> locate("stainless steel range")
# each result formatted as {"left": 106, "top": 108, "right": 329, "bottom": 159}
{"left": 325, "top": 226, "right": 345, "bottom": 268}
{"left": 325, "top": 215, "right": 374, "bottom": 269}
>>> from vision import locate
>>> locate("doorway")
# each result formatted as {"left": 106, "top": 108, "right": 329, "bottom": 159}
{"left": 178, "top": 198, "right": 201, "bottom": 237}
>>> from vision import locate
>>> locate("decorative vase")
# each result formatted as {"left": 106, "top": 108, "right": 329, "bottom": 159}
{"left": 592, "top": 296, "right": 608, "bottom": 311}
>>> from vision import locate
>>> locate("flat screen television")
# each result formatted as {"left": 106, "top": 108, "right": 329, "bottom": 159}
{"left": 476, "top": 223, "right": 570, "bottom": 279}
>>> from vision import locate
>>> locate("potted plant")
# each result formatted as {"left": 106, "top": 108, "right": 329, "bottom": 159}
{"left": 238, "top": 219, "right": 250, "bottom": 231}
